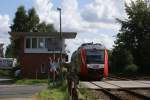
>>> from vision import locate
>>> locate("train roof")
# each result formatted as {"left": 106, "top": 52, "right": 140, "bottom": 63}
{"left": 71, "top": 43, "right": 106, "bottom": 58}
{"left": 79, "top": 43, "right": 105, "bottom": 50}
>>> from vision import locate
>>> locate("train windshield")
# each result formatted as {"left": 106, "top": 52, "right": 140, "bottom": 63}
{"left": 86, "top": 49, "right": 104, "bottom": 64}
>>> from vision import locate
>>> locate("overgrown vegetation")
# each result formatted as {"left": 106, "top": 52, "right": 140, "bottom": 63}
{"left": 36, "top": 81, "right": 69, "bottom": 100}
{"left": 110, "top": 0, "right": 150, "bottom": 74}
{"left": 123, "top": 64, "right": 138, "bottom": 74}
{"left": 36, "top": 81, "right": 92, "bottom": 100}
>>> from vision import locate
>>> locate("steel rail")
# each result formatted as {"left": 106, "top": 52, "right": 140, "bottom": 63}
{"left": 108, "top": 75, "right": 150, "bottom": 85}
{"left": 90, "top": 82, "right": 123, "bottom": 100}
{"left": 101, "top": 81, "right": 150, "bottom": 100}
{"left": 109, "top": 74, "right": 150, "bottom": 80}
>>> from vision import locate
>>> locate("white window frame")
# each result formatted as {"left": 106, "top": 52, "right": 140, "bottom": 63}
{"left": 24, "top": 36, "right": 65, "bottom": 53}
{"left": 25, "top": 36, "right": 46, "bottom": 48}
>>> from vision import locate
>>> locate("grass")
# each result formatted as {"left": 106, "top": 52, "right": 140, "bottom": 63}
{"left": 15, "top": 79, "right": 93, "bottom": 100}
{"left": 15, "top": 79, "right": 70, "bottom": 100}
{"left": 15, "top": 79, "right": 48, "bottom": 85}
{"left": 37, "top": 81, "right": 95, "bottom": 100}
{"left": 36, "top": 81, "right": 69, "bottom": 100}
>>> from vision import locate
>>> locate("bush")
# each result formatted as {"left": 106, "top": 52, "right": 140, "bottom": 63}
{"left": 110, "top": 49, "right": 134, "bottom": 73}
{"left": 124, "top": 64, "right": 138, "bottom": 74}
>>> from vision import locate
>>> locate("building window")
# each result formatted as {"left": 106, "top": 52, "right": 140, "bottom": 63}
{"left": 41, "top": 64, "right": 45, "bottom": 73}
{"left": 45, "top": 38, "right": 61, "bottom": 51}
{"left": 26, "top": 38, "right": 31, "bottom": 48}
{"left": 32, "top": 38, "right": 37, "bottom": 48}
{"left": 45, "top": 38, "right": 49, "bottom": 49}
{"left": 53, "top": 38, "right": 61, "bottom": 50}
{"left": 38, "top": 38, "right": 45, "bottom": 48}
{"left": 45, "top": 38, "right": 52, "bottom": 50}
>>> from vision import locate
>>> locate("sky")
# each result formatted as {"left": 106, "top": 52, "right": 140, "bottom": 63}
{"left": 0, "top": 0, "right": 136, "bottom": 56}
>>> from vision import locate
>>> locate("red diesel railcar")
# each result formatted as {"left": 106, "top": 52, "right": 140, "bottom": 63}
{"left": 70, "top": 43, "right": 108, "bottom": 80}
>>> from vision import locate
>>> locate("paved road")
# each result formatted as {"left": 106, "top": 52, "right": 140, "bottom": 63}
{"left": 0, "top": 84, "right": 46, "bottom": 100}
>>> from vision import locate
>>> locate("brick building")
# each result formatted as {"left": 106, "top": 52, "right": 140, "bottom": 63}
{"left": 10, "top": 32, "right": 77, "bottom": 78}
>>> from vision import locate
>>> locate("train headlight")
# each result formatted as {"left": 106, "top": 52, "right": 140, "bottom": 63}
{"left": 100, "top": 64, "right": 104, "bottom": 68}
{"left": 87, "top": 64, "right": 90, "bottom": 68}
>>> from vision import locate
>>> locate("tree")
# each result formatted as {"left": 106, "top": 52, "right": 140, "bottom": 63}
{"left": 111, "top": 45, "right": 134, "bottom": 73}
{"left": 7, "top": 6, "right": 28, "bottom": 58}
{"left": 5, "top": 6, "right": 56, "bottom": 58}
{"left": 37, "top": 22, "right": 56, "bottom": 32}
{"left": 0, "top": 44, "right": 4, "bottom": 57}
{"left": 5, "top": 44, "right": 13, "bottom": 58}
{"left": 111, "top": 0, "right": 150, "bottom": 73}
{"left": 10, "top": 6, "right": 28, "bottom": 32}
{"left": 27, "top": 8, "right": 39, "bottom": 32}
{"left": 140, "top": 38, "right": 150, "bottom": 73}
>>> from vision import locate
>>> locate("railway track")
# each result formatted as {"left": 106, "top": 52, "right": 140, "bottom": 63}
{"left": 107, "top": 75, "right": 150, "bottom": 85}
{"left": 70, "top": 74, "right": 150, "bottom": 99}
{"left": 89, "top": 81, "right": 150, "bottom": 100}
{"left": 109, "top": 74, "right": 150, "bottom": 80}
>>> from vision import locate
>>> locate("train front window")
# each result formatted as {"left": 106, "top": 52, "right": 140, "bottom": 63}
{"left": 86, "top": 50, "right": 104, "bottom": 64}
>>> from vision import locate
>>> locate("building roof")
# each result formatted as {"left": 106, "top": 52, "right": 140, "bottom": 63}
{"left": 9, "top": 32, "right": 77, "bottom": 39}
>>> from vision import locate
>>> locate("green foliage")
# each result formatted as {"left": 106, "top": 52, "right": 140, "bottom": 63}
{"left": 37, "top": 22, "right": 56, "bottom": 32}
{"left": 5, "top": 39, "right": 20, "bottom": 58}
{"left": 111, "top": 0, "right": 150, "bottom": 74}
{"left": 5, "top": 44, "right": 13, "bottom": 58}
{"left": 37, "top": 82, "right": 69, "bottom": 100}
{"left": 27, "top": 8, "right": 40, "bottom": 32}
{"left": 5, "top": 5, "right": 57, "bottom": 58}
{"left": 111, "top": 48, "right": 134, "bottom": 73}
{"left": 0, "top": 44, "right": 4, "bottom": 57}
{"left": 10, "top": 6, "right": 28, "bottom": 32}
{"left": 124, "top": 64, "right": 138, "bottom": 74}
{"left": 140, "top": 38, "right": 150, "bottom": 73}
{"left": 37, "top": 89, "right": 51, "bottom": 100}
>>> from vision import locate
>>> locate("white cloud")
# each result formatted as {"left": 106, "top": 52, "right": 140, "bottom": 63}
{"left": 82, "top": 0, "right": 121, "bottom": 23}
{"left": 125, "top": 0, "right": 137, "bottom": 5}
{"left": 34, "top": 0, "right": 130, "bottom": 58}
{"left": 0, "top": 15, "right": 10, "bottom": 35}
{"left": 35, "top": 0, "right": 58, "bottom": 25}
{"left": 61, "top": 0, "right": 87, "bottom": 32}
{"left": 0, "top": 14, "right": 10, "bottom": 49}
